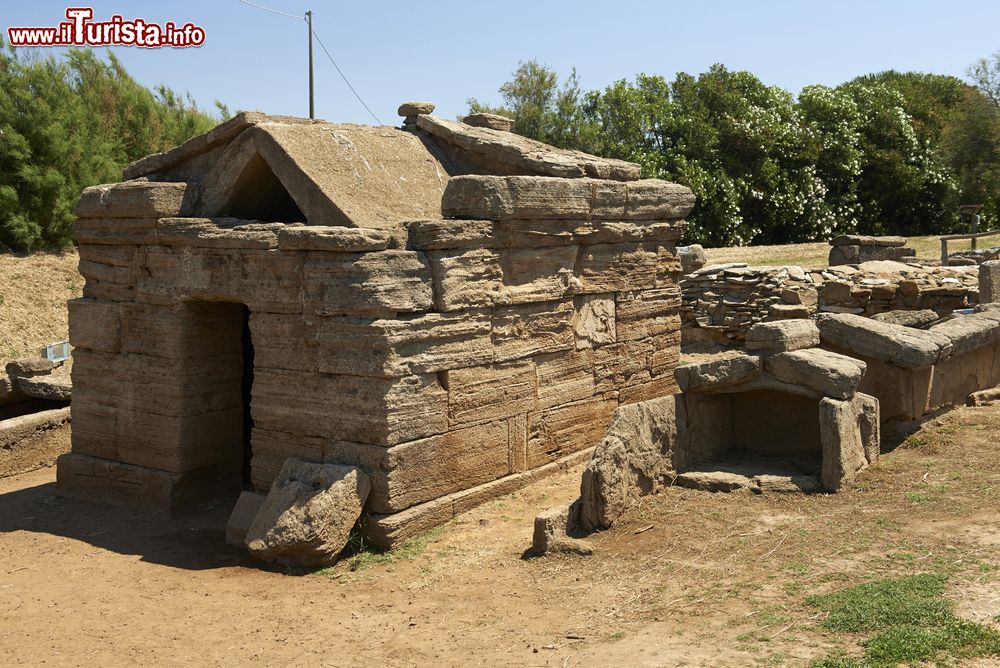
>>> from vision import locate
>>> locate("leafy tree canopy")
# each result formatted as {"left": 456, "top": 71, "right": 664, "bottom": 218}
{"left": 0, "top": 41, "right": 225, "bottom": 252}
{"left": 470, "top": 58, "right": 1000, "bottom": 247}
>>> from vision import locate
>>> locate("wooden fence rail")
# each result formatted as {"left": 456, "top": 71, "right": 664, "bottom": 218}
{"left": 940, "top": 229, "right": 1000, "bottom": 266}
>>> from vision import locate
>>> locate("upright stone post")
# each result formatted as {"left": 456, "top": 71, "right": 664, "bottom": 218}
{"left": 979, "top": 260, "right": 1000, "bottom": 303}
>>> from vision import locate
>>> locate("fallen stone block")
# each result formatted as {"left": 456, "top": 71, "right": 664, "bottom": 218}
{"left": 578, "top": 395, "right": 681, "bottom": 531}
{"left": 967, "top": 387, "right": 1000, "bottom": 406}
{"left": 765, "top": 349, "right": 866, "bottom": 400}
{"left": 745, "top": 320, "right": 820, "bottom": 353}
{"left": 829, "top": 234, "right": 906, "bottom": 247}
{"left": 529, "top": 501, "right": 593, "bottom": 556}
{"left": 246, "top": 459, "right": 370, "bottom": 568}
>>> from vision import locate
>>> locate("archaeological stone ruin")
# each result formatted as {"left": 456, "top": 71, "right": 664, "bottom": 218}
{"left": 54, "top": 103, "right": 1000, "bottom": 566}
{"left": 58, "top": 105, "right": 694, "bottom": 561}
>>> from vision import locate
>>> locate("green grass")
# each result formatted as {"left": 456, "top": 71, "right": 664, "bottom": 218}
{"left": 806, "top": 574, "right": 1000, "bottom": 667}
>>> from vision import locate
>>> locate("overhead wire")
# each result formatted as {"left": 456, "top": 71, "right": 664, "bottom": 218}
{"left": 235, "top": 0, "right": 304, "bottom": 20}
{"left": 234, "top": 0, "right": 384, "bottom": 124}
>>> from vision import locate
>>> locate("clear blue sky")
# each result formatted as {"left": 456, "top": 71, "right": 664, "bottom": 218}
{"left": 6, "top": 1, "right": 1000, "bottom": 125}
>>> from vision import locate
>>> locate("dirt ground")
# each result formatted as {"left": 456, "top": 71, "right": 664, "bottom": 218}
{"left": 0, "top": 249, "right": 81, "bottom": 362}
{"left": 1, "top": 402, "right": 998, "bottom": 667}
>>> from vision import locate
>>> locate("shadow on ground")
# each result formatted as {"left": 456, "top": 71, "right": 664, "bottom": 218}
{"left": 0, "top": 479, "right": 259, "bottom": 570}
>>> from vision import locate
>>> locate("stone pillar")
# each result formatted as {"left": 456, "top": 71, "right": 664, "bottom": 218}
{"left": 979, "top": 260, "right": 1000, "bottom": 303}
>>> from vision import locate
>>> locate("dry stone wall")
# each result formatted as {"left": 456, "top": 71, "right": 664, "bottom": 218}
{"left": 682, "top": 261, "right": 979, "bottom": 344}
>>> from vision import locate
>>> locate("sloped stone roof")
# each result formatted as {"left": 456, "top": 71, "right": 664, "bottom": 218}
{"left": 119, "top": 111, "right": 647, "bottom": 237}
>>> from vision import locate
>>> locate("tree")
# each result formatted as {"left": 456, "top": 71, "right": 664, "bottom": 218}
{"left": 0, "top": 41, "right": 223, "bottom": 252}
{"left": 968, "top": 50, "right": 1000, "bottom": 107}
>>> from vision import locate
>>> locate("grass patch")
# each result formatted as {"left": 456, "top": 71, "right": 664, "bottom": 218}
{"left": 806, "top": 574, "right": 1000, "bottom": 667}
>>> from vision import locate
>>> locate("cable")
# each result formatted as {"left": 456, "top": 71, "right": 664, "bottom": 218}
{"left": 311, "top": 29, "right": 383, "bottom": 125}
{"left": 235, "top": 0, "right": 304, "bottom": 20}
{"left": 233, "top": 0, "right": 384, "bottom": 125}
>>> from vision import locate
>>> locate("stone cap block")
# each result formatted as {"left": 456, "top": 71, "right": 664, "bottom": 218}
{"left": 463, "top": 112, "right": 515, "bottom": 132}
{"left": 928, "top": 313, "right": 1000, "bottom": 357}
{"left": 675, "top": 352, "right": 761, "bottom": 393}
{"left": 417, "top": 114, "right": 642, "bottom": 181}
{"left": 745, "top": 319, "right": 820, "bottom": 353}
{"left": 398, "top": 101, "right": 435, "bottom": 116}
{"left": 442, "top": 175, "right": 694, "bottom": 222}
{"left": 276, "top": 225, "right": 391, "bottom": 252}
{"left": 829, "top": 235, "right": 907, "bottom": 247}
{"left": 75, "top": 181, "right": 198, "bottom": 219}
{"left": 817, "top": 313, "right": 951, "bottom": 368}
{"left": 765, "top": 348, "right": 866, "bottom": 400}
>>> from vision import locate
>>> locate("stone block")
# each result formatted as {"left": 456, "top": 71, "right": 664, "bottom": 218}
{"left": 526, "top": 397, "right": 616, "bottom": 469}
{"left": 745, "top": 320, "right": 820, "bottom": 353}
{"left": 446, "top": 361, "right": 537, "bottom": 427}
{"left": 765, "top": 349, "right": 866, "bottom": 400}
{"left": 575, "top": 243, "right": 658, "bottom": 293}
{"left": 225, "top": 491, "right": 266, "bottom": 547}
{"left": 154, "top": 218, "right": 280, "bottom": 249}
{"left": 819, "top": 393, "right": 880, "bottom": 492}
{"left": 535, "top": 349, "right": 597, "bottom": 410}
{"left": 378, "top": 420, "right": 513, "bottom": 512}
{"left": 674, "top": 353, "right": 762, "bottom": 393}
{"left": 428, "top": 248, "right": 504, "bottom": 311}
{"left": 490, "top": 300, "right": 574, "bottom": 362}
{"left": 251, "top": 368, "right": 447, "bottom": 446}
{"left": 249, "top": 312, "right": 319, "bottom": 372}
{"left": 68, "top": 298, "right": 121, "bottom": 353}
{"left": 462, "top": 112, "right": 514, "bottom": 132}
{"left": 817, "top": 313, "right": 950, "bottom": 369}
{"left": 578, "top": 394, "right": 682, "bottom": 531}
{"left": 501, "top": 245, "right": 576, "bottom": 303}
{"left": 979, "top": 260, "right": 1000, "bottom": 303}
{"left": 441, "top": 175, "right": 693, "bottom": 221}
{"left": 407, "top": 219, "right": 496, "bottom": 250}
{"left": 75, "top": 181, "right": 198, "bottom": 218}
{"left": 276, "top": 225, "right": 390, "bottom": 252}
{"left": 573, "top": 294, "right": 616, "bottom": 349}
{"left": 137, "top": 247, "right": 304, "bottom": 313}
{"left": 615, "top": 288, "right": 681, "bottom": 342}
{"left": 317, "top": 311, "right": 493, "bottom": 377}
{"left": 246, "top": 460, "right": 370, "bottom": 567}
{"left": 303, "top": 250, "right": 433, "bottom": 317}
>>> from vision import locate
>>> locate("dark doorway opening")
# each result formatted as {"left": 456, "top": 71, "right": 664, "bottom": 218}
{"left": 240, "top": 305, "right": 255, "bottom": 490}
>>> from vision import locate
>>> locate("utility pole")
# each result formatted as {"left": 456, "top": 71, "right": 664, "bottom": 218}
{"left": 306, "top": 10, "right": 314, "bottom": 119}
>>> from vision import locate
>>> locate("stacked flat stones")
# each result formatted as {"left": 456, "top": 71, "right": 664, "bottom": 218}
{"left": 681, "top": 261, "right": 979, "bottom": 344}
{"left": 828, "top": 235, "right": 915, "bottom": 265}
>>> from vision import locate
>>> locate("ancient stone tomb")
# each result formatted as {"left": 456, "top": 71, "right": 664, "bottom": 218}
{"left": 58, "top": 110, "right": 694, "bottom": 549}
